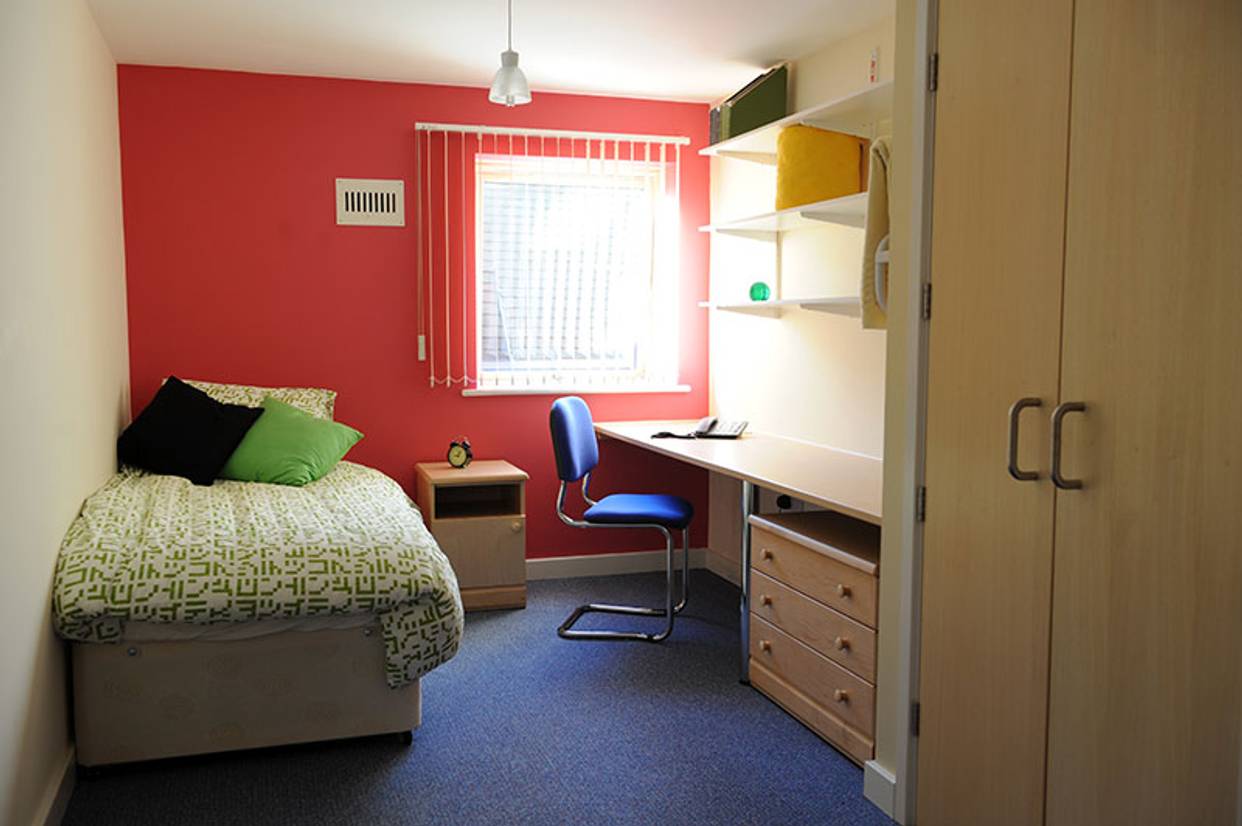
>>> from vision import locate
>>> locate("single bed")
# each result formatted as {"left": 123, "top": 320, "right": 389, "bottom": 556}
{"left": 54, "top": 458, "right": 464, "bottom": 766}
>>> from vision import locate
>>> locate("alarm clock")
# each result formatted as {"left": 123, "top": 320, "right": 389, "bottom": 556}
{"left": 447, "top": 437, "right": 473, "bottom": 468}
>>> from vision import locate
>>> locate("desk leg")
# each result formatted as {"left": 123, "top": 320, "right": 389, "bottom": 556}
{"left": 739, "top": 479, "right": 757, "bottom": 683}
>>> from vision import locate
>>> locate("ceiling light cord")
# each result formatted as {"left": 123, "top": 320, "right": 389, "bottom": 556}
{"left": 488, "top": 0, "right": 531, "bottom": 105}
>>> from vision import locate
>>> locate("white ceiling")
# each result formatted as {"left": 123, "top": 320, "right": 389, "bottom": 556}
{"left": 86, "top": 0, "right": 894, "bottom": 103}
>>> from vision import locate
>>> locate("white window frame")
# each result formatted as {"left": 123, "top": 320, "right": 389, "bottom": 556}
{"left": 465, "top": 151, "right": 686, "bottom": 396}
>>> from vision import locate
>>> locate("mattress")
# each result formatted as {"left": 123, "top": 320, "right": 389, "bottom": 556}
{"left": 122, "top": 613, "right": 373, "bottom": 642}
{"left": 54, "top": 461, "right": 464, "bottom": 687}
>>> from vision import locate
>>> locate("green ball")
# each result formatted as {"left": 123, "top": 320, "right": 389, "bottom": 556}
{"left": 749, "top": 281, "right": 771, "bottom": 302}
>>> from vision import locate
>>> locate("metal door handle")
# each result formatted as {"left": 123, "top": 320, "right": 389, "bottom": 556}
{"left": 1050, "top": 402, "right": 1087, "bottom": 489}
{"left": 1007, "top": 397, "right": 1042, "bottom": 481}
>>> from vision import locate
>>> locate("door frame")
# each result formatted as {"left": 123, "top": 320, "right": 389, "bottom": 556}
{"left": 864, "top": 0, "right": 938, "bottom": 822}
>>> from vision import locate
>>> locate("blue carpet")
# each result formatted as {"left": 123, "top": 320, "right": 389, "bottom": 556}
{"left": 63, "top": 572, "right": 894, "bottom": 826}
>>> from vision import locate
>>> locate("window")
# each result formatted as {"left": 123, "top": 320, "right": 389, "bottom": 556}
{"left": 474, "top": 151, "right": 681, "bottom": 392}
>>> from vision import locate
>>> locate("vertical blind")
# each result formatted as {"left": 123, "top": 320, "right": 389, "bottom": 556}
{"left": 414, "top": 123, "right": 688, "bottom": 390}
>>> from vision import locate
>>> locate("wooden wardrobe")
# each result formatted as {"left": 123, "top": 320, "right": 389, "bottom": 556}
{"left": 917, "top": 1, "right": 1242, "bottom": 824}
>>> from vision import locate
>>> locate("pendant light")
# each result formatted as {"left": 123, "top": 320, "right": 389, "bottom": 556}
{"left": 488, "top": 0, "right": 531, "bottom": 106}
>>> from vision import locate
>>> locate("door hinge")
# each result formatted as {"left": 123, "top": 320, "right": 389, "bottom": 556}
{"left": 916, "top": 486, "right": 927, "bottom": 522}
{"left": 910, "top": 701, "right": 922, "bottom": 737}
{"left": 927, "top": 52, "right": 939, "bottom": 92}
{"left": 921, "top": 282, "right": 933, "bottom": 320}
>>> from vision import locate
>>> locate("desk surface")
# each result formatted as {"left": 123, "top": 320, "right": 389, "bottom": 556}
{"left": 594, "top": 420, "right": 883, "bottom": 526}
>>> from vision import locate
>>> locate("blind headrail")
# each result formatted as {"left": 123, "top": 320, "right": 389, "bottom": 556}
{"left": 415, "top": 121, "right": 690, "bottom": 146}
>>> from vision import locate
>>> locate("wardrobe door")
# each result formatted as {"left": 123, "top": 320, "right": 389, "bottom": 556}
{"left": 1046, "top": 1, "right": 1242, "bottom": 823}
{"left": 917, "top": 1, "right": 1074, "bottom": 823}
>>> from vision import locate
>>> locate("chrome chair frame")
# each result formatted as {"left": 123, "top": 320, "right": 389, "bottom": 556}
{"left": 555, "top": 472, "right": 689, "bottom": 642}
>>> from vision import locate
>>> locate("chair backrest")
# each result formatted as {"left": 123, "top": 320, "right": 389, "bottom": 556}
{"left": 549, "top": 396, "right": 599, "bottom": 482}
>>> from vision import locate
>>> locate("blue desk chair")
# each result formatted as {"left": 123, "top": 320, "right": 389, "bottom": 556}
{"left": 549, "top": 396, "right": 693, "bottom": 642}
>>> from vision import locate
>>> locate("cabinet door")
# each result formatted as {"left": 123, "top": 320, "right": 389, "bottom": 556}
{"left": 917, "top": 0, "right": 1074, "bottom": 823}
{"left": 431, "top": 515, "right": 526, "bottom": 589}
{"left": 1046, "top": 2, "right": 1242, "bottom": 823}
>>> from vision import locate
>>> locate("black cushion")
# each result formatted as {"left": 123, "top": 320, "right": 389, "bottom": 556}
{"left": 118, "top": 377, "right": 262, "bottom": 485}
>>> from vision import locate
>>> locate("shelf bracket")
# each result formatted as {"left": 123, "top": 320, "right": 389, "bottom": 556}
{"left": 714, "top": 150, "right": 777, "bottom": 165}
{"left": 800, "top": 301, "right": 862, "bottom": 318}
{"left": 798, "top": 209, "right": 868, "bottom": 229}
{"left": 711, "top": 228, "right": 779, "bottom": 241}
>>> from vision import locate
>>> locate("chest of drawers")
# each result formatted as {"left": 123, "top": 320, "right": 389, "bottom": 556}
{"left": 747, "top": 511, "right": 880, "bottom": 764}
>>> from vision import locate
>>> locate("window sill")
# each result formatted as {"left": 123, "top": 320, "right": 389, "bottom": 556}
{"left": 461, "top": 384, "right": 692, "bottom": 398}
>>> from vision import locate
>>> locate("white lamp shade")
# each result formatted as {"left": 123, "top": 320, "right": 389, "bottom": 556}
{"left": 488, "top": 50, "right": 531, "bottom": 106}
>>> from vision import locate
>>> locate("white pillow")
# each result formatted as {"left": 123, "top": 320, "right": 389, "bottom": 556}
{"left": 182, "top": 379, "right": 337, "bottom": 421}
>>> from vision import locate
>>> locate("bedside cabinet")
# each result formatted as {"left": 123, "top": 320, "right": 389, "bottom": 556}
{"left": 416, "top": 460, "right": 529, "bottom": 611}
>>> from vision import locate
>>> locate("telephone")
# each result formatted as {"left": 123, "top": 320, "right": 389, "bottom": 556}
{"left": 694, "top": 417, "right": 748, "bottom": 439}
{"left": 653, "top": 417, "right": 748, "bottom": 440}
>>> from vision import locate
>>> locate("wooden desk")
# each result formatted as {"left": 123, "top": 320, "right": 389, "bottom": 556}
{"left": 594, "top": 420, "right": 883, "bottom": 683}
{"left": 594, "top": 421, "right": 882, "bottom": 526}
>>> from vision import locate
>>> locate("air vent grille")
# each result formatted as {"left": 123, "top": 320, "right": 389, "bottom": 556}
{"left": 336, "top": 178, "right": 405, "bottom": 226}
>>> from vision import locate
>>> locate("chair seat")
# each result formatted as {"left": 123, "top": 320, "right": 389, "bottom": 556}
{"left": 584, "top": 493, "right": 694, "bottom": 530}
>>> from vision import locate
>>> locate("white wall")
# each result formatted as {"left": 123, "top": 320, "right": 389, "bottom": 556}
{"left": 706, "top": 18, "right": 895, "bottom": 577}
{"left": 0, "top": 2, "right": 129, "bottom": 824}
{"left": 707, "top": 17, "right": 894, "bottom": 457}
{"left": 701, "top": 16, "right": 923, "bottom": 820}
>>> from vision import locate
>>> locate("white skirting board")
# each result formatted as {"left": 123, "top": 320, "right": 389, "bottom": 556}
{"left": 526, "top": 548, "right": 740, "bottom": 585}
{"left": 40, "top": 746, "right": 75, "bottom": 826}
{"left": 527, "top": 548, "right": 711, "bottom": 580}
{"left": 864, "top": 759, "right": 898, "bottom": 818}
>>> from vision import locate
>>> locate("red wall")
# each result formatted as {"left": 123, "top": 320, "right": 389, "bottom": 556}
{"left": 117, "top": 66, "right": 710, "bottom": 558}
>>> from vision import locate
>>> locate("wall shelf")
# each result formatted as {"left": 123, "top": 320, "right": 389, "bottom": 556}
{"left": 699, "top": 192, "right": 868, "bottom": 235}
{"left": 698, "top": 296, "right": 861, "bottom": 319}
{"left": 700, "top": 81, "right": 893, "bottom": 164}
{"left": 700, "top": 80, "right": 887, "bottom": 326}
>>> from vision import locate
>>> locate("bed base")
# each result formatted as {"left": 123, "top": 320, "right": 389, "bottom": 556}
{"left": 72, "top": 625, "right": 421, "bottom": 767}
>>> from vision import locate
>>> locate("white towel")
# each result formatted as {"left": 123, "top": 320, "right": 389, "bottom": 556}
{"left": 861, "top": 137, "right": 891, "bottom": 330}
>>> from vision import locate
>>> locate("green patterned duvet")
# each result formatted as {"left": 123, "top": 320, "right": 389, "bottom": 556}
{"left": 53, "top": 462, "right": 463, "bottom": 687}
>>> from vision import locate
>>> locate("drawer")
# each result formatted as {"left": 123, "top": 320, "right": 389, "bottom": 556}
{"left": 751, "top": 570, "right": 876, "bottom": 682}
{"left": 431, "top": 515, "right": 526, "bottom": 589}
{"left": 749, "top": 658, "right": 873, "bottom": 765}
{"left": 750, "top": 615, "right": 875, "bottom": 735}
{"left": 751, "top": 524, "right": 877, "bottom": 627}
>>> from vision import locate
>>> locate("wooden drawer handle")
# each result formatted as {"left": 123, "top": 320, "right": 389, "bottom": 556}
{"left": 760, "top": 548, "right": 774, "bottom": 561}
{"left": 760, "top": 594, "right": 773, "bottom": 607}
{"left": 836, "top": 583, "right": 852, "bottom": 598}
{"left": 510, "top": 521, "right": 523, "bottom": 533}
{"left": 834, "top": 636, "right": 850, "bottom": 651}
{"left": 834, "top": 689, "right": 850, "bottom": 704}
{"left": 759, "top": 640, "right": 772, "bottom": 653}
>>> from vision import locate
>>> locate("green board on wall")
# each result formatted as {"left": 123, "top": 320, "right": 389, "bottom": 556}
{"left": 718, "top": 65, "right": 788, "bottom": 142}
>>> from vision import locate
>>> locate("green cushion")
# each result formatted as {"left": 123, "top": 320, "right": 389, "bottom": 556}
{"left": 220, "top": 397, "right": 363, "bottom": 486}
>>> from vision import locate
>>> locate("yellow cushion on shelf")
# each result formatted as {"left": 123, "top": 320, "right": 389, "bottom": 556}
{"left": 775, "top": 125, "right": 867, "bottom": 211}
